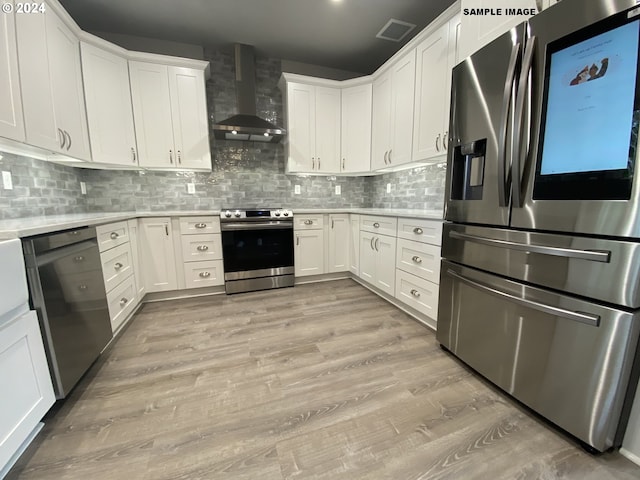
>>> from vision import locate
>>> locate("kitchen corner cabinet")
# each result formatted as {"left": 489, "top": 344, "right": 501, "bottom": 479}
{"left": 16, "top": 2, "right": 91, "bottom": 160}
{"left": 412, "top": 14, "right": 460, "bottom": 163}
{"left": 139, "top": 218, "right": 178, "bottom": 292}
{"left": 130, "top": 62, "right": 211, "bottom": 170}
{"left": 285, "top": 82, "right": 340, "bottom": 174}
{"left": 458, "top": 0, "right": 537, "bottom": 61}
{"left": 371, "top": 50, "right": 416, "bottom": 171}
{"left": 328, "top": 214, "right": 349, "bottom": 273}
{"left": 0, "top": 3, "right": 25, "bottom": 142}
{"left": 340, "top": 84, "right": 372, "bottom": 173}
{"left": 81, "top": 42, "right": 137, "bottom": 166}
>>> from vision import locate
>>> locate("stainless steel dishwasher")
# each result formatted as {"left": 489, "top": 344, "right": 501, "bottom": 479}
{"left": 22, "top": 227, "right": 113, "bottom": 398}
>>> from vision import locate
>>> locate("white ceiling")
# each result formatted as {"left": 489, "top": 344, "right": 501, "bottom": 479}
{"left": 58, "top": 0, "right": 456, "bottom": 74}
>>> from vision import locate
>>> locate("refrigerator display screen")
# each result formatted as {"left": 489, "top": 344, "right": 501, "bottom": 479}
{"left": 534, "top": 12, "right": 640, "bottom": 200}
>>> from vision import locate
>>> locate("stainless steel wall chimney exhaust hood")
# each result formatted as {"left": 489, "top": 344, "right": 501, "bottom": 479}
{"left": 212, "top": 44, "right": 286, "bottom": 143}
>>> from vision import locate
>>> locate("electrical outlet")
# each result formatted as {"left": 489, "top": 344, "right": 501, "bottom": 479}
{"left": 335, "top": 185, "right": 341, "bottom": 195}
{"left": 80, "top": 181, "right": 87, "bottom": 195}
{"left": 2, "top": 171, "right": 12, "bottom": 190}
{"left": 187, "top": 183, "right": 196, "bottom": 194}
{"left": 386, "top": 183, "right": 391, "bottom": 194}
{"left": 294, "top": 184, "right": 301, "bottom": 195}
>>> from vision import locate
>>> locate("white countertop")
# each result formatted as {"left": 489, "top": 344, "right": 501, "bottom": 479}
{"left": 0, "top": 208, "right": 443, "bottom": 239}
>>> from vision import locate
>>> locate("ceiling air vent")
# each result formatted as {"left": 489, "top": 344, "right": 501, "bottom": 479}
{"left": 376, "top": 19, "right": 416, "bottom": 42}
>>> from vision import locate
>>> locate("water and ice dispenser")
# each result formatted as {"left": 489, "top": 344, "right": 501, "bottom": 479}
{"left": 450, "top": 139, "right": 487, "bottom": 200}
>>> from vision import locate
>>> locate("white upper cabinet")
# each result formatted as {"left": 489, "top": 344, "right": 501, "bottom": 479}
{"left": 16, "top": 2, "right": 91, "bottom": 160}
{"left": 0, "top": 3, "right": 24, "bottom": 142}
{"left": 285, "top": 81, "right": 340, "bottom": 174}
{"left": 458, "top": 0, "right": 537, "bottom": 61}
{"left": 371, "top": 49, "right": 416, "bottom": 171}
{"left": 81, "top": 42, "right": 138, "bottom": 166}
{"left": 341, "top": 84, "right": 372, "bottom": 173}
{"left": 412, "top": 14, "right": 460, "bottom": 163}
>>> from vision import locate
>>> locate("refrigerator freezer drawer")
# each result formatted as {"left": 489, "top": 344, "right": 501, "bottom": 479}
{"left": 437, "top": 260, "right": 640, "bottom": 451}
{"left": 442, "top": 223, "right": 640, "bottom": 308}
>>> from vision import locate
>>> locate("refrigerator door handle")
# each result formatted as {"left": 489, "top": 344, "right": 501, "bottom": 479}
{"left": 512, "top": 36, "right": 536, "bottom": 209}
{"left": 449, "top": 230, "right": 611, "bottom": 263}
{"left": 446, "top": 268, "right": 601, "bottom": 327}
{"left": 497, "top": 42, "right": 521, "bottom": 207}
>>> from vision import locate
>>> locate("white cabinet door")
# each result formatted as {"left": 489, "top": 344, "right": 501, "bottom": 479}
{"left": 139, "top": 218, "right": 178, "bottom": 292}
{"left": 314, "top": 86, "right": 341, "bottom": 173}
{"left": 295, "top": 229, "right": 325, "bottom": 277}
{"left": 0, "top": 4, "right": 24, "bottom": 142}
{"left": 349, "top": 214, "right": 360, "bottom": 275}
{"left": 374, "top": 234, "right": 397, "bottom": 295}
{"left": 168, "top": 66, "right": 211, "bottom": 170}
{"left": 286, "top": 82, "right": 315, "bottom": 172}
{"left": 389, "top": 50, "right": 416, "bottom": 167}
{"left": 459, "top": 0, "right": 537, "bottom": 61}
{"left": 341, "top": 84, "right": 372, "bottom": 173}
{"left": 81, "top": 42, "right": 137, "bottom": 166}
{"left": 328, "top": 214, "right": 349, "bottom": 273}
{"left": 371, "top": 71, "right": 392, "bottom": 171}
{"left": 0, "top": 311, "right": 55, "bottom": 471}
{"left": 359, "top": 231, "right": 376, "bottom": 284}
{"left": 413, "top": 22, "right": 449, "bottom": 162}
{"left": 129, "top": 61, "right": 174, "bottom": 168}
{"left": 127, "top": 219, "right": 145, "bottom": 300}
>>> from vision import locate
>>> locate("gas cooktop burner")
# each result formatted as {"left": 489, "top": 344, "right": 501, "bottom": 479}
{"left": 219, "top": 208, "right": 293, "bottom": 221}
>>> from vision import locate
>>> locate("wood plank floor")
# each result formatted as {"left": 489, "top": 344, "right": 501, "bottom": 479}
{"left": 7, "top": 279, "right": 640, "bottom": 479}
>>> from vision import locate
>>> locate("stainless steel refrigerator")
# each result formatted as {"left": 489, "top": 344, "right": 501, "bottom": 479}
{"left": 438, "top": 0, "right": 640, "bottom": 452}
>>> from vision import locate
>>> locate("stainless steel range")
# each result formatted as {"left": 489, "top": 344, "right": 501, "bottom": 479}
{"left": 220, "top": 208, "right": 294, "bottom": 294}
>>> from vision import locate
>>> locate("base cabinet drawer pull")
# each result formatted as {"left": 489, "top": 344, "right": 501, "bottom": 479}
{"left": 410, "top": 289, "right": 421, "bottom": 298}
{"left": 196, "top": 245, "right": 209, "bottom": 251}
{"left": 114, "top": 262, "right": 123, "bottom": 270}
{"left": 373, "top": 222, "right": 380, "bottom": 228}
{"left": 110, "top": 232, "right": 119, "bottom": 240}
{"left": 411, "top": 256, "right": 422, "bottom": 264}
{"left": 119, "top": 297, "right": 128, "bottom": 306}
{"left": 413, "top": 227, "right": 423, "bottom": 235}
{"left": 195, "top": 223, "right": 207, "bottom": 229}
{"left": 199, "top": 271, "right": 211, "bottom": 278}
{"left": 304, "top": 219, "right": 313, "bottom": 225}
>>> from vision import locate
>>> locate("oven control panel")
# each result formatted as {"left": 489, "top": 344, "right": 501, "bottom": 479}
{"left": 220, "top": 209, "right": 293, "bottom": 220}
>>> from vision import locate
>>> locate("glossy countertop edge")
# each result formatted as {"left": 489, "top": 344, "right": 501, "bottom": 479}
{"left": 0, "top": 209, "right": 444, "bottom": 239}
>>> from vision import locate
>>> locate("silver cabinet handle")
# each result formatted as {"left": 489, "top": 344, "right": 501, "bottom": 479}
{"left": 195, "top": 223, "right": 207, "bottom": 229}
{"left": 446, "top": 268, "right": 600, "bottom": 327}
{"left": 169, "top": 149, "right": 174, "bottom": 164}
{"left": 373, "top": 222, "right": 380, "bottom": 228}
{"left": 119, "top": 297, "right": 128, "bottom": 306}
{"left": 448, "top": 231, "right": 611, "bottom": 263}
{"left": 110, "top": 232, "right": 119, "bottom": 240}
{"left": 177, "top": 150, "right": 182, "bottom": 164}
{"left": 312, "top": 158, "right": 315, "bottom": 170}
{"left": 342, "top": 158, "right": 345, "bottom": 170}
{"left": 370, "top": 236, "right": 374, "bottom": 250}
{"left": 58, "top": 128, "right": 66, "bottom": 149}
{"left": 64, "top": 130, "right": 71, "bottom": 151}
{"left": 73, "top": 255, "right": 84, "bottom": 262}
{"left": 199, "top": 272, "right": 211, "bottom": 278}
{"left": 435, "top": 134, "right": 441, "bottom": 152}
{"left": 196, "top": 245, "right": 209, "bottom": 251}
{"left": 165, "top": 225, "right": 169, "bottom": 236}
{"left": 78, "top": 284, "right": 88, "bottom": 291}
{"left": 383, "top": 151, "right": 388, "bottom": 165}
{"left": 304, "top": 219, "right": 313, "bottom": 225}
{"left": 388, "top": 149, "right": 392, "bottom": 163}
{"left": 296, "top": 235, "right": 300, "bottom": 246}
{"left": 131, "top": 147, "right": 137, "bottom": 163}
{"left": 114, "top": 262, "right": 123, "bottom": 270}
{"left": 443, "top": 131, "right": 447, "bottom": 150}
{"left": 411, "top": 255, "right": 422, "bottom": 264}
{"left": 374, "top": 237, "right": 379, "bottom": 251}
{"left": 410, "top": 289, "right": 421, "bottom": 298}
{"left": 413, "top": 227, "right": 423, "bottom": 235}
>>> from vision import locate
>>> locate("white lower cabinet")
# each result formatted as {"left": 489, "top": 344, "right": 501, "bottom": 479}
{"left": 328, "top": 214, "right": 349, "bottom": 273}
{"left": 295, "top": 228, "right": 325, "bottom": 277}
{"left": 395, "top": 269, "right": 439, "bottom": 320}
{"left": 359, "top": 230, "right": 396, "bottom": 296}
{"left": 106, "top": 274, "right": 137, "bottom": 332}
{"left": 127, "top": 219, "right": 145, "bottom": 300}
{"left": 139, "top": 218, "right": 178, "bottom": 293}
{"left": 177, "top": 216, "right": 223, "bottom": 288}
{"left": 349, "top": 214, "right": 360, "bottom": 276}
{"left": 183, "top": 261, "right": 224, "bottom": 289}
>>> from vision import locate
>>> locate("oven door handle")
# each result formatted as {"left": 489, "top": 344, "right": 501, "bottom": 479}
{"left": 221, "top": 221, "right": 293, "bottom": 231}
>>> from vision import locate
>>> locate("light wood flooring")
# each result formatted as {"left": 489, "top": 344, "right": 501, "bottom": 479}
{"left": 7, "top": 279, "right": 640, "bottom": 479}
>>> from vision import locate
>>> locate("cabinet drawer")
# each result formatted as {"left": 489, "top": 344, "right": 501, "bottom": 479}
{"left": 101, "top": 243, "right": 133, "bottom": 292}
{"left": 397, "top": 218, "right": 443, "bottom": 246}
{"left": 55, "top": 246, "right": 101, "bottom": 275}
{"left": 181, "top": 233, "right": 222, "bottom": 262}
{"left": 59, "top": 270, "right": 107, "bottom": 304}
{"left": 295, "top": 215, "right": 324, "bottom": 230}
{"left": 395, "top": 269, "right": 438, "bottom": 321}
{"left": 183, "top": 260, "right": 224, "bottom": 288}
{"left": 107, "top": 274, "right": 137, "bottom": 332}
{"left": 96, "top": 221, "right": 130, "bottom": 252}
{"left": 360, "top": 215, "right": 397, "bottom": 236}
{"left": 396, "top": 238, "right": 440, "bottom": 284}
{"left": 179, "top": 216, "right": 220, "bottom": 235}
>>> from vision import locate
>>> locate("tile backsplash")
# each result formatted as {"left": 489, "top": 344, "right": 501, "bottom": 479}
{"left": 0, "top": 46, "right": 447, "bottom": 219}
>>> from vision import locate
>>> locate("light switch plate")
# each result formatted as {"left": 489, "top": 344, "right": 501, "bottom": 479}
{"left": 187, "top": 183, "right": 196, "bottom": 194}
{"left": 335, "top": 185, "right": 341, "bottom": 195}
{"left": 294, "top": 185, "right": 301, "bottom": 195}
{"left": 2, "top": 171, "right": 12, "bottom": 190}
{"left": 80, "top": 181, "right": 86, "bottom": 195}
{"left": 386, "top": 183, "right": 391, "bottom": 194}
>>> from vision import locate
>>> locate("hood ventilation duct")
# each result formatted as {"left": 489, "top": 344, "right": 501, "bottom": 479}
{"left": 212, "top": 44, "right": 286, "bottom": 143}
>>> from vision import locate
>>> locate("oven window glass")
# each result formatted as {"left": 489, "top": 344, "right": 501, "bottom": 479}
{"left": 533, "top": 10, "right": 640, "bottom": 200}
{"left": 222, "top": 228, "right": 294, "bottom": 273}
